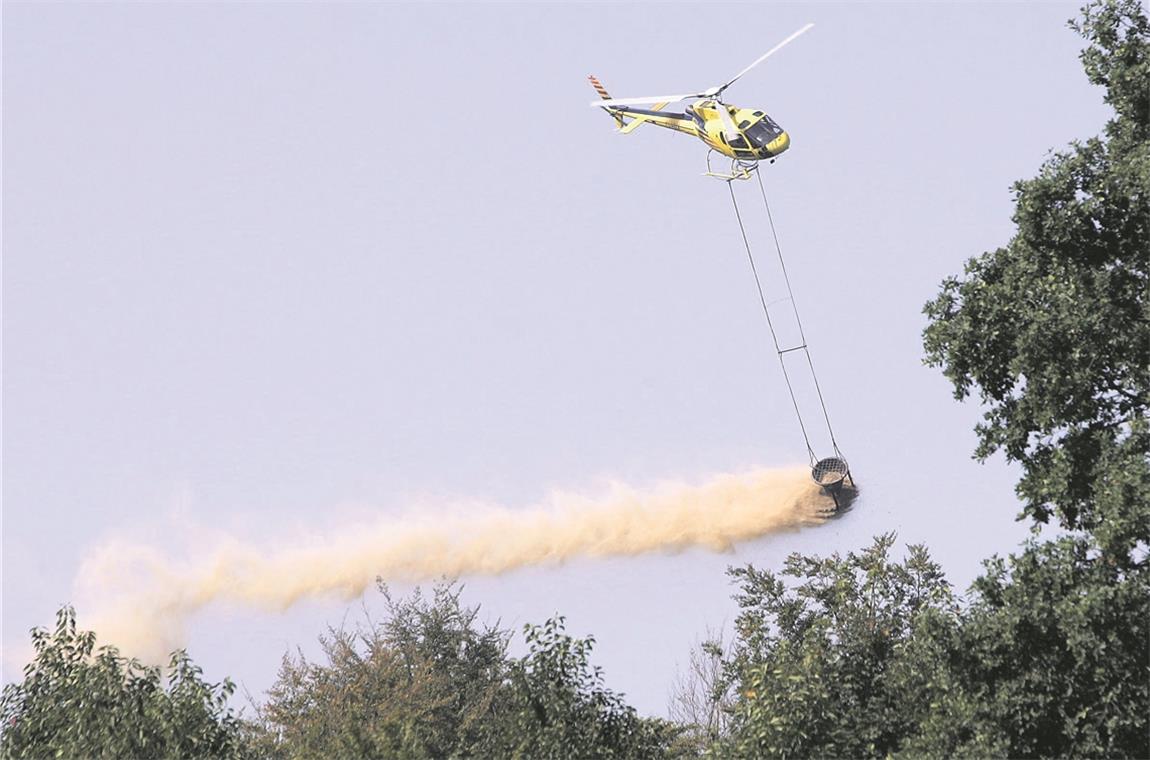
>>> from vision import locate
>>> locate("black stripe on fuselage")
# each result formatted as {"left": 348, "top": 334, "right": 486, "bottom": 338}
{"left": 613, "top": 107, "right": 691, "bottom": 121}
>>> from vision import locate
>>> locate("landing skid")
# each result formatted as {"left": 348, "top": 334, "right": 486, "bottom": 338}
{"left": 703, "top": 151, "right": 761, "bottom": 181}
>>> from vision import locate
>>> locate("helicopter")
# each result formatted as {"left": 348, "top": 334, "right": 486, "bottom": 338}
{"left": 589, "top": 23, "right": 813, "bottom": 179}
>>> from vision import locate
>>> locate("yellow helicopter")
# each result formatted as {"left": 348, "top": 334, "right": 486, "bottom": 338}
{"left": 589, "top": 23, "right": 813, "bottom": 179}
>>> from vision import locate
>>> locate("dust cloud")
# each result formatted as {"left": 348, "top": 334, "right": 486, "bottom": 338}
{"left": 76, "top": 466, "right": 837, "bottom": 661}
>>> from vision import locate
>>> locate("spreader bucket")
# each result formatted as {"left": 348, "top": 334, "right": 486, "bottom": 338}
{"left": 811, "top": 456, "right": 855, "bottom": 511}
{"left": 811, "top": 456, "right": 850, "bottom": 492}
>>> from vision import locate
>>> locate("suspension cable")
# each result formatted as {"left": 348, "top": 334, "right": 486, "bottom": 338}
{"left": 726, "top": 180, "right": 816, "bottom": 463}
{"left": 754, "top": 171, "right": 841, "bottom": 455}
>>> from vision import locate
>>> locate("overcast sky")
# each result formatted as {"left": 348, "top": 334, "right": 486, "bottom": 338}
{"left": 4, "top": 1, "right": 1111, "bottom": 715}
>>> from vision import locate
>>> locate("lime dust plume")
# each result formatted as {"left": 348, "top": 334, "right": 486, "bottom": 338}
{"left": 76, "top": 466, "right": 838, "bottom": 661}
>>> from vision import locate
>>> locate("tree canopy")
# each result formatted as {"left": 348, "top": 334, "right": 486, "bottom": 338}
{"left": 922, "top": 0, "right": 1149, "bottom": 561}
{"left": 711, "top": 535, "right": 959, "bottom": 758}
{"left": 0, "top": 607, "right": 249, "bottom": 760}
{"left": 251, "top": 580, "right": 676, "bottom": 759}
{"left": 710, "top": 533, "right": 1148, "bottom": 758}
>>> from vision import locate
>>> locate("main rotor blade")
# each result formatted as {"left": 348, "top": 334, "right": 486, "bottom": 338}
{"left": 590, "top": 93, "right": 700, "bottom": 108}
{"left": 715, "top": 103, "right": 740, "bottom": 139}
{"left": 715, "top": 22, "right": 814, "bottom": 95}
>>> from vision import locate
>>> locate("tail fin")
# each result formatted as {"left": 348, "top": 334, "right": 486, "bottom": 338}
{"left": 588, "top": 75, "right": 625, "bottom": 127}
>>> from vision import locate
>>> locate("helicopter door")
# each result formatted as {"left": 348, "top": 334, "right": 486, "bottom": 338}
{"left": 720, "top": 131, "right": 751, "bottom": 152}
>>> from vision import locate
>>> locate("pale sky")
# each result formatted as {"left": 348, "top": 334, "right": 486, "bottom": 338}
{"left": 3, "top": 2, "right": 1110, "bottom": 715}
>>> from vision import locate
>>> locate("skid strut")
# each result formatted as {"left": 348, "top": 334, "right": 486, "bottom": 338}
{"left": 704, "top": 151, "right": 759, "bottom": 181}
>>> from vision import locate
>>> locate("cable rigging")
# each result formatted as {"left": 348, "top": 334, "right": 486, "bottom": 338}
{"left": 723, "top": 166, "right": 853, "bottom": 504}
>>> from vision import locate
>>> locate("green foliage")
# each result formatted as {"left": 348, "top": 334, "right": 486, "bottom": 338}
{"left": 921, "top": 0, "right": 1149, "bottom": 561}
{"left": 907, "top": 537, "right": 1150, "bottom": 759}
{"left": 0, "top": 606, "right": 249, "bottom": 760}
{"left": 1074, "top": 0, "right": 1150, "bottom": 143}
{"left": 710, "top": 535, "right": 1149, "bottom": 759}
{"left": 252, "top": 581, "right": 511, "bottom": 759}
{"left": 713, "top": 535, "right": 958, "bottom": 759}
{"left": 911, "top": 6, "right": 1150, "bottom": 750}
{"left": 494, "top": 617, "right": 678, "bottom": 759}
{"left": 254, "top": 580, "right": 676, "bottom": 759}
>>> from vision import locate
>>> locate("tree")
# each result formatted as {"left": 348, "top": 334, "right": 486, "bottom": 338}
{"left": 492, "top": 616, "right": 678, "bottom": 759}
{"left": 708, "top": 538, "right": 1149, "bottom": 759}
{"left": 913, "top": 5, "right": 1150, "bottom": 752}
{"left": 903, "top": 536, "right": 1149, "bottom": 759}
{"left": 254, "top": 580, "right": 677, "bottom": 759}
{"left": 711, "top": 535, "right": 958, "bottom": 759}
{"left": 921, "top": 0, "right": 1149, "bottom": 562}
{"left": 0, "top": 606, "right": 250, "bottom": 760}
{"left": 667, "top": 630, "right": 735, "bottom": 753}
{"left": 899, "top": 2, "right": 1149, "bottom": 755}
{"left": 253, "top": 581, "right": 512, "bottom": 759}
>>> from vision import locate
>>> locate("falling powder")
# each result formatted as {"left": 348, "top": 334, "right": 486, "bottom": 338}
{"left": 76, "top": 466, "right": 838, "bottom": 661}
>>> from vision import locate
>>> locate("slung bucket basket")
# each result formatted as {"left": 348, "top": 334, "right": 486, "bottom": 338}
{"left": 811, "top": 456, "right": 851, "bottom": 496}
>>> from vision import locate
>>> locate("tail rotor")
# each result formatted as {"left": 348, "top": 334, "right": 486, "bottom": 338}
{"left": 588, "top": 75, "right": 625, "bottom": 126}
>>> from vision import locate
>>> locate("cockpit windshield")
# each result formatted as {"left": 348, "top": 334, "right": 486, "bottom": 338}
{"left": 744, "top": 116, "right": 783, "bottom": 146}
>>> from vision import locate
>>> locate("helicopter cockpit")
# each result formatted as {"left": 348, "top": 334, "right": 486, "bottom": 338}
{"left": 743, "top": 115, "right": 784, "bottom": 147}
